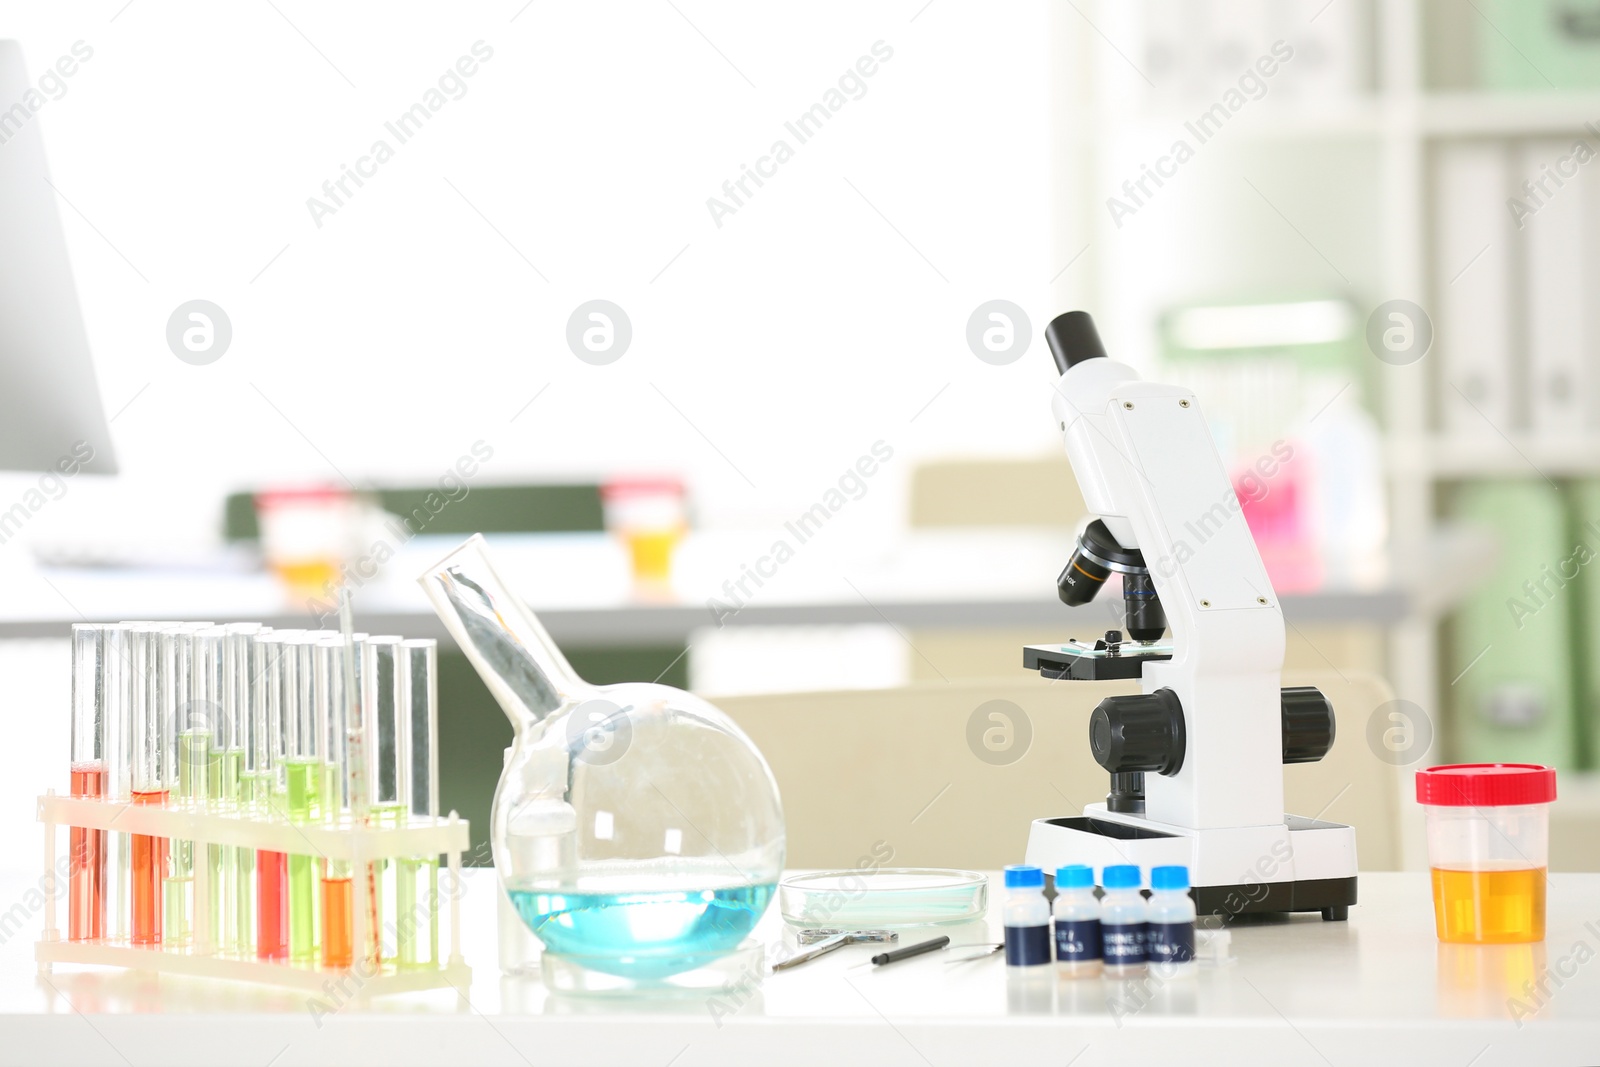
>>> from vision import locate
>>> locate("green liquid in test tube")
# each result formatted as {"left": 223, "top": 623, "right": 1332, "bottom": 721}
{"left": 285, "top": 634, "right": 321, "bottom": 962}
{"left": 169, "top": 625, "right": 221, "bottom": 946}
{"left": 218, "top": 624, "right": 262, "bottom": 955}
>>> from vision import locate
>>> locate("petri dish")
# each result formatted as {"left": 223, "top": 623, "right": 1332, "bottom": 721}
{"left": 779, "top": 868, "right": 988, "bottom": 928}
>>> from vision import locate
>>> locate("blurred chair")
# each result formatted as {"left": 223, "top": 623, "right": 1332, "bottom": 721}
{"left": 904, "top": 456, "right": 1387, "bottom": 682}
{"left": 909, "top": 455, "right": 1084, "bottom": 528}
{"left": 718, "top": 670, "right": 1401, "bottom": 872}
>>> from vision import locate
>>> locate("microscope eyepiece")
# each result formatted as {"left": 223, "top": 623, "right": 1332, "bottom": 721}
{"left": 1045, "top": 311, "right": 1107, "bottom": 375}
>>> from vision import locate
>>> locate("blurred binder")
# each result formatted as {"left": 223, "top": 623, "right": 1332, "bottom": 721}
{"left": 1478, "top": 0, "right": 1600, "bottom": 90}
{"left": 1448, "top": 481, "right": 1578, "bottom": 770}
{"left": 1517, "top": 138, "right": 1597, "bottom": 438}
{"left": 1435, "top": 142, "right": 1517, "bottom": 435}
{"left": 1132, "top": 0, "right": 1366, "bottom": 107}
{"left": 1566, "top": 482, "right": 1600, "bottom": 768}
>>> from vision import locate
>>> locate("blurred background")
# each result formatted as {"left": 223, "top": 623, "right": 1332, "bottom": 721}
{"left": 3, "top": 0, "right": 1599, "bottom": 873}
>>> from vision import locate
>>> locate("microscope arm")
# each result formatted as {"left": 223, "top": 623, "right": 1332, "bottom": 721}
{"left": 1045, "top": 312, "right": 1290, "bottom": 832}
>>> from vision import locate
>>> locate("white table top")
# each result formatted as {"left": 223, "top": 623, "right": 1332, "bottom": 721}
{"left": 3, "top": 870, "right": 1594, "bottom": 1066}
{"left": 0, "top": 526, "right": 1493, "bottom": 644}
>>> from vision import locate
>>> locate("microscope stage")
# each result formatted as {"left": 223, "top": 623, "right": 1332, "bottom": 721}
{"left": 1024, "top": 641, "right": 1173, "bottom": 681}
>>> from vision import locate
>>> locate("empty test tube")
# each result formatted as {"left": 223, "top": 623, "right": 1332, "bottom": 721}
{"left": 363, "top": 637, "right": 404, "bottom": 963}
{"left": 397, "top": 638, "right": 439, "bottom": 967}
{"left": 367, "top": 637, "right": 405, "bottom": 827}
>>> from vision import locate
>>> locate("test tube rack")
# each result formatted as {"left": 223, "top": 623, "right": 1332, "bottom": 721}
{"left": 36, "top": 794, "right": 471, "bottom": 996}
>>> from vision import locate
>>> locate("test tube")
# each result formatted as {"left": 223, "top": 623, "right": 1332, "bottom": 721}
{"left": 213, "top": 624, "right": 260, "bottom": 955}
{"left": 366, "top": 637, "right": 405, "bottom": 825}
{"left": 396, "top": 639, "right": 439, "bottom": 967}
{"left": 162, "top": 625, "right": 217, "bottom": 946}
{"left": 104, "top": 624, "right": 135, "bottom": 944}
{"left": 228, "top": 625, "right": 265, "bottom": 958}
{"left": 361, "top": 637, "right": 404, "bottom": 964}
{"left": 285, "top": 633, "right": 322, "bottom": 962}
{"left": 317, "top": 633, "right": 358, "bottom": 967}
{"left": 130, "top": 626, "right": 173, "bottom": 945}
{"left": 68, "top": 625, "right": 107, "bottom": 941}
{"left": 254, "top": 630, "right": 295, "bottom": 960}
{"left": 315, "top": 635, "right": 346, "bottom": 824}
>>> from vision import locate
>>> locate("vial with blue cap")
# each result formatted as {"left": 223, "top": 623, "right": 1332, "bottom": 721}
{"left": 1002, "top": 865, "right": 1052, "bottom": 971}
{"left": 1100, "top": 864, "right": 1147, "bottom": 976}
{"left": 1147, "top": 865, "right": 1197, "bottom": 978}
{"left": 1052, "top": 864, "right": 1102, "bottom": 978}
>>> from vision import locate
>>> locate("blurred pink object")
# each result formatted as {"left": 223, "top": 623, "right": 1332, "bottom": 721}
{"left": 1236, "top": 447, "right": 1322, "bottom": 592}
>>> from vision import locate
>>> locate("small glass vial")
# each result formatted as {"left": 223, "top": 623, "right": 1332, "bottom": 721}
{"left": 1100, "top": 864, "right": 1147, "bottom": 977}
{"left": 1052, "top": 864, "right": 1102, "bottom": 978}
{"left": 1147, "top": 865, "right": 1197, "bottom": 978}
{"left": 1002, "top": 865, "right": 1052, "bottom": 971}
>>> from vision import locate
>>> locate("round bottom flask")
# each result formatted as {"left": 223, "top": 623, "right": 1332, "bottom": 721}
{"left": 420, "top": 534, "right": 786, "bottom": 991}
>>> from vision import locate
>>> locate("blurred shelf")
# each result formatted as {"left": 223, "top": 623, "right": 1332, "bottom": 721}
{"left": 1078, "top": 91, "right": 1600, "bottom": 143}
{"left": 1080, "top": 97, "right": 1391, "bottom": 140}
{"left": 1389, "top": 436, "right": 1600, "bottom": 478}
{"left": 0, "top": 527, "right": 1491, "bottom": 644}
{"left": 1419, "top": 90, "right": 1600, "bottom": 137}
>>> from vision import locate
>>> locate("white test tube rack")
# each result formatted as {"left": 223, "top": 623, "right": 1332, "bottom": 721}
{"left": 35, "top": 793, "right": 471, "bottom": 996}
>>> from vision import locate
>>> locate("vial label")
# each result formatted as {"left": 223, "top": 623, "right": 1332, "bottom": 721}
{"left": 1147, "top": 921, "right": 1194, "bottom": 964}
{"left": 1004, "top": 923, "right": 1052, "bottom": 967}
{"left": 1053, "top": 918, "right": 1102, "bottom": 963}
{"left": 1102, "top": 923, "right": 1146, "bottom": 965}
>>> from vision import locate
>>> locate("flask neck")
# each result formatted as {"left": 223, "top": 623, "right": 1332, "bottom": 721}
{"left": 417, "top": 534, "right": 591, "bottom": 735}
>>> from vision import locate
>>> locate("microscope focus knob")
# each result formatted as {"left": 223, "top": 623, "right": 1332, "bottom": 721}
{"left": 1088, "top": 688, "right": 1185, "bottom": 777}
{"left": 1281, "top": 686, "right": 1336, "bottom": 764}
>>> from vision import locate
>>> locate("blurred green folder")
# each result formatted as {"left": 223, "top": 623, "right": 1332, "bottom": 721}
{"left": 1447, "top": 481, "right": 1579, "bottom": 770}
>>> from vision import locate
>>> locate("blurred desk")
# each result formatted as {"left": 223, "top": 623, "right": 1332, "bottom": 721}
{"left": 1, "top": 870, "right": 1592, "bottom": 1065}
{"left": 0, "top": 526, "right": 1494, "bottom": 645}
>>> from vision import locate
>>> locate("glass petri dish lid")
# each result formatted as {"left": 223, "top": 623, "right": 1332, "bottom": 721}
{"left": 779, "top": 868, "right": 988, "bottom": 928}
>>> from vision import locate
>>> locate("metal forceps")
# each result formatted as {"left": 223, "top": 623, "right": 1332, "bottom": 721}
{"left": 770, "top": 929, "right": 897, "bottom": 972}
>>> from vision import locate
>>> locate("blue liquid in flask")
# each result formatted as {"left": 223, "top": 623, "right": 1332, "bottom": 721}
{"left": 509, "top": 883, "right": 775, "bottom": 979}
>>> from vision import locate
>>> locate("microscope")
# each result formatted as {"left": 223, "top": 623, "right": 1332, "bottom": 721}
{"left": 1022, "top": 311, "right": 1356, "bottom": 921}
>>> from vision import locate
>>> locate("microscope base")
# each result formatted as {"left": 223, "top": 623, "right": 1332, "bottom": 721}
{"left": 1024, "top": 804, "right": 1359, "bottom": 921}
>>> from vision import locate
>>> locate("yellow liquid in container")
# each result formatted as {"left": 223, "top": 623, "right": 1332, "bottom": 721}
{"left": 271, "top": 558, "right": 342, "bottom": 599}
{"left": 623, "top": 528, "right": 683, "bottom": 583}
{"left": 1431, "top": 866, "right": 1546, "bottom": 944}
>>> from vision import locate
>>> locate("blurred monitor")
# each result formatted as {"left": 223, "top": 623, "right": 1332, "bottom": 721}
{"left": 0, "top": 40, "right": 116, "bottom": 474}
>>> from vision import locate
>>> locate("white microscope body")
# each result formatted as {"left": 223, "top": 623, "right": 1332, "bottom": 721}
{"left": 1022, "top": 312, "right": 1357, "bottom": 920}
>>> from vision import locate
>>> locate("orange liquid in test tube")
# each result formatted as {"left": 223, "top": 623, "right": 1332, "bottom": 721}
{"left": 321, "top": 876, "right": 353, "bottom": 968}
{"left": 130, "top": 790, "right": 169, "bottom": 945}
{"left": 68, "top": 763, "right": 105, "bottom": 940}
